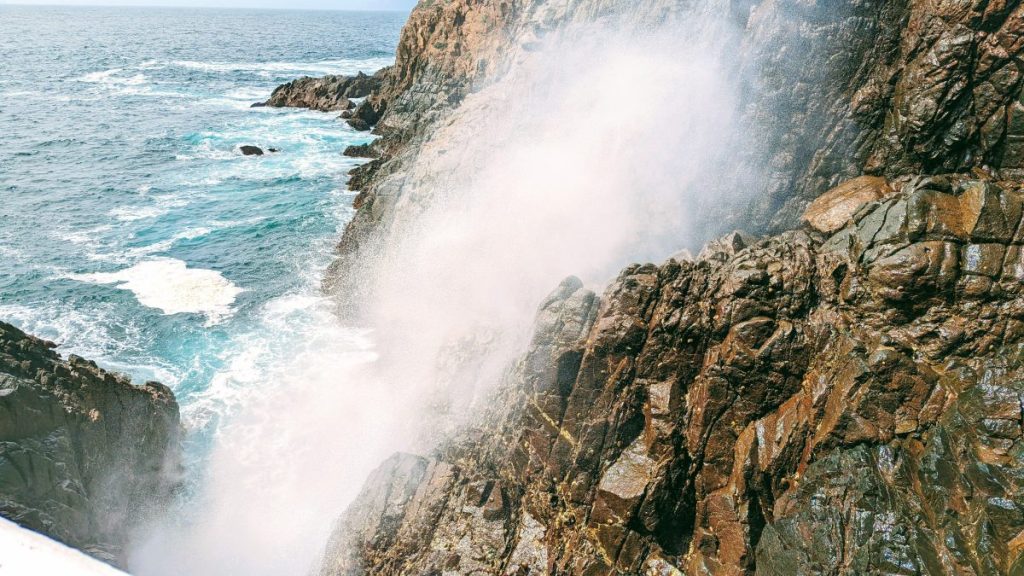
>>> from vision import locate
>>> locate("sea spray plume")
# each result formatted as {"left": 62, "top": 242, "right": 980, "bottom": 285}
{"left": 363, "top": 21, "right": 750, "bottom": 435}
{"left": 129, "top": 5, "right": 754, "bottom": 576}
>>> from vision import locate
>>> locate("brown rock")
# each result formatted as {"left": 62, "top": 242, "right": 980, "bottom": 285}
{"left": 802, "top": 176, "right": 892, "bottom": 234}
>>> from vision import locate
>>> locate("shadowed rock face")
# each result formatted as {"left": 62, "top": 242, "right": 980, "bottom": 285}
{"left": 0, "top": 321, "right": 180, "bottom": 566}
{"left": 741, "top": 0, "right": 1024, "bottom": 233}
{"left": 319, "top": 175, "right": 1024, "bottom": 574}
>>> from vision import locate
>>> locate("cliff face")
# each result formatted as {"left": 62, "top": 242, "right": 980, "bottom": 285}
{"left": 742, "top": 0, "right": 1024, "bottom": 231}
{"left": 0, "top": 321, "right": 180, "bottom": 566}
{"left": 322, "top": 0, "right": 1024, "bottom": 312}
{"left": 320, "top": 174, "right": 1024, "bottom": 575}
{"left": 305, "top": 0, "right": 1024, "bottom": 574}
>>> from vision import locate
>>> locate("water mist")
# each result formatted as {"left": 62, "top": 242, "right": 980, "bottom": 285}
{"left": 131, "top": 5, "right": 756, "bottom": 575}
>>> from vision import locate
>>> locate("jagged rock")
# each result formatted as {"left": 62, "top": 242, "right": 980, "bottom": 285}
{"left": 343, "top": 143, "right": 378, "bottom": 159}
{"left": 345, "top": 100, "right": 381, "bottom": 132}
{"left": 259, "top": 70, "right": 386, "bottom": 112}
{"left": 697, "top": 230, "right": 756, "bottom": 263}
{"left": 0, "top": 322, "right": 180, "bottom": 567}
{"left": 802, "top": 176, "right": 893, "bottom": 234}
{"left": 319, "top": 0, "right": 1024, "bottom": 314}
{"left": 304, "top": 0, "right": 1024, "bottom": 573}
{"left": 320, "top": 177, "right": 1024, "bottom": 575}
{"left": 239, "top": 145, "right": 263, "bottom": 156}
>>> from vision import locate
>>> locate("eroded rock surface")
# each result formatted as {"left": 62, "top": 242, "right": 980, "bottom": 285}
{"left": 320, "top": 176, "right": 1024, "bottom": 574}
{"left": 318, "top": 0, "right": 1024, "bottom": 315}
{"left": 259, "top": 70, "right": 386, "bottom": 113}
{"left": 0, "top": 321, "right": 180, "bottom": 566}
{"left": 307, "top": 1, "right": 1024, "bottom": 573}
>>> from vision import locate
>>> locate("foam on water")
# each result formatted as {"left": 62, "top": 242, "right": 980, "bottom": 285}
{"left": 71, "top": 258, "right": 243, "bottom": 324}
{"left": 170, "top": 57, "right": 394, "bottom": 76}
{"left": 110, "top": 205, "right": 169, "bottom": 222}
{"left": 1, "top": 6, "right": 408, "bottom": 573}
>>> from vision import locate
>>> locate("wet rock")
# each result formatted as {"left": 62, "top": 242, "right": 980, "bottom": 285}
{"left": 345, "top": 100, "right": 381, "bottom": 132}
{"left": 239, "top": 145, "right": 263, "bottom": 156}
{"left": 320, "top": 176, "right": 1024, "bottom": 575}
{"left": 342, "top": 143, "right": 378, "bottom": 159}
{"left": 0, "top": 322, "right": 180, "bottom": 567}
{"left": 803, "top": 176, "right": 892, "bottom": 234}
{"left": 307, "top": 0, "right": 1024, "bottom": 573}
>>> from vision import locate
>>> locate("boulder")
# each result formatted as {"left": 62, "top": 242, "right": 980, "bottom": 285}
{"left": 345, "top": 101, "right": 381, "bottom": 132}
{"left": 239, "top": 145, "right": 263, "bottom": 156}
{"left": 342, "top": 143, "right": 378, "bottom": 159}
{"left": 802, "top": 176, "right": 892, "bottom": 234}
{"left": 0, "top": 322, "right": 180, "bottom": 567}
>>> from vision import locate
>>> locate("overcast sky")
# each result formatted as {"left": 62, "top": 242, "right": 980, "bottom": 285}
{"left": 4, "top": 0, "right": 416, "bottom": 10}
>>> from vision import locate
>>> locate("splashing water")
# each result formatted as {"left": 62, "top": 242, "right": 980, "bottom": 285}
{"left": 3, "top": 3, "right": 768, "bottom": 575}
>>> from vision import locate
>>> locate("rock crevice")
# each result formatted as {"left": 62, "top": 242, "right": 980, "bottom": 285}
{"left": 319, "top": 175, "right": 1024, "bottom": 575}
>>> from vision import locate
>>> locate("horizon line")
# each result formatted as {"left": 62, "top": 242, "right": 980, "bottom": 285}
{"left": 1, "top": 2, "right": 413, "bottom": 12}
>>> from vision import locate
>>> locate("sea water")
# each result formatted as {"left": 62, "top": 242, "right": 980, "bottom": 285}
{"left": 0, "top": 5, "right": 404, "bottom": 479}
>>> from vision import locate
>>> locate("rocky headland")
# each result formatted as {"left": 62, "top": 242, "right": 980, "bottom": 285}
{"left": 262, "top": 0, "right": 1024, "bottom": 574}
{"left": 256, "top": 70, "right": 389, "bottom": 130}
{"left": 0, "top": 321, "right": 180, "bottom": 567}
{"left": 2, "top": 0, "right": 1023, "bottom": 574}
{"left": 318, "top": 173, "right": 1024, "bottom": 574}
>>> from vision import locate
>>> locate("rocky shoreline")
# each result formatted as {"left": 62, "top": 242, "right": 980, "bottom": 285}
{"left": 2, "top": 0, "right": 1024, "bottom": 574}
{"left": 316, "top": 172, "right": 1024, "bottom": 574}
{"left": 264, "top": 0, "right": 1024, "bottom": 574}
{"left": 0, "top": 321, "right": 180, "bottom": 568}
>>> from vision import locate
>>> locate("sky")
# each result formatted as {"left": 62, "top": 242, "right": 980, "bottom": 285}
{"left": 3, "top": 0, "right": 416, "bottom": 10}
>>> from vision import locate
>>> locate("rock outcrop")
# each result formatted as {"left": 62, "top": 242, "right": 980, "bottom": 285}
{"left": 300, "top": 1, "right": 1024, "bottom": 574}
{"left": 258, "top": 70, "right": 387, "bottom": 113}
{"left": 0, "top": 321, "right": 180, "bottom": 566}
{"left": 320, "top": 174, "right": 1024, "bottom": 575}
{"left": 739, "top": 0, "right": 1024, "bottom": 233}
{"left": 319, "top": 0, "right": 1024, "bottom": 312}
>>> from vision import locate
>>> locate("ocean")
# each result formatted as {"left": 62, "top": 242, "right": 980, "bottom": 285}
{"left": 0, "top": 5, "right": 404, "bottom": 476}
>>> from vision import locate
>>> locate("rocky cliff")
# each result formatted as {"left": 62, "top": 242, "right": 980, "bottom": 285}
{"left": 0, "top": 321, "right": 180, "bottom": 567}
{"left": 297, "top": 0, "right": 1024, "bottom": 575}
{"left": 320, "top": 173, "right": 1024, "bottom": 575}
{"left": 311, "top": 0, "right": 1024, "bottom": 315}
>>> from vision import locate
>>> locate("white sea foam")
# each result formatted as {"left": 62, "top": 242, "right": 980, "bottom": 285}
{"left": 110, "top": 205, "right": 167, "bottom": 222}
{"left": 77, "top": 69, "right": 148, "bottom": 86}
{"left": 71, "top": 258, "right": 242, "bottom": 324}
{"left": 77, "top": 68, "right": 123, "bottom": 83}
{"left": 170, "top": 57, "right": 393, "bottom": 76}
{"left": 64, "top": 224, "right": 113, "bottom": 246}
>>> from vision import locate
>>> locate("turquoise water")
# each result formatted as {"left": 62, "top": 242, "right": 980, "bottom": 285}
{"left": 0, "top": 6, "right": 404, "bottom": 461}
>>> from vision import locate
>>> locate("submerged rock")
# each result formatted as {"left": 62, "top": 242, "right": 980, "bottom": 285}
{"left": 0, "top": 321, "right": 180, "bottom": 567}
